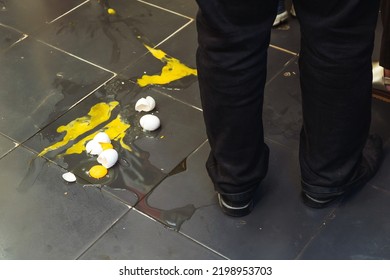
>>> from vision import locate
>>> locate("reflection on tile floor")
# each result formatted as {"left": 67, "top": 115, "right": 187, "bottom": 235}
{"left": 1, "top": 0, "right": 390, "bottom": 260}
{"left": 0, "top": 37, "right": 114, "bottom": 142}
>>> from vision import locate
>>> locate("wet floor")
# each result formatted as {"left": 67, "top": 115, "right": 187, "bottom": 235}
{"left": 1, "top": 0, "right": 390, "bottom": 260}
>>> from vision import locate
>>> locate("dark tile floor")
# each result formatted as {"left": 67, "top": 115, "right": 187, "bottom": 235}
{"left": 1, "top": 0, "right": 389, "bottom": 260}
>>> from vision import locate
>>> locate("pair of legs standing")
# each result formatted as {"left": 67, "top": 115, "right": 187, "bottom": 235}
{"left": 196, "top": 0, "right": 383, "bottom": 216}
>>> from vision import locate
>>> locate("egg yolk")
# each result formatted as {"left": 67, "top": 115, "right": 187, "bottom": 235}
{"left": 100, "top": 142, "right": 113, "bottom": 150}
{"left": 89, "top": 165, "right": 108, "bottom": 179}
{"left": 107, "top": 8, "right": 116, "bottom": 15}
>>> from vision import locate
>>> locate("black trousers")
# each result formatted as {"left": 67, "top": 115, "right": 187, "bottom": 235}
{"left": 196, "top": 0, "right": 380, "bottom": 200}
{"left": 380, "top": 0, "right": 390, "bottom": 68}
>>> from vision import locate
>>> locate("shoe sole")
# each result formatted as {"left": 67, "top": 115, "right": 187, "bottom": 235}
{"left": 218, "top": 194, "right": 254, "bottom": 217}
{"left": 273, "top": 11, "right": 289, "bottom": 27}
{"left": 301, "top": 192, "right": 341, "bottom": 209}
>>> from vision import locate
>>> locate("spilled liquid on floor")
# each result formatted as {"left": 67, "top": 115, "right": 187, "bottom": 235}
{"left": 137, "top": 45, "right": 198, "bottom": 87}
{"left": 33, "top": 1, "right": 200, "bottom": 229}
{"left": 38, "top": 101, "right": 119, "bottom": 157}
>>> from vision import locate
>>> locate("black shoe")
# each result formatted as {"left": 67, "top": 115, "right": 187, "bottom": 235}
{"left": 217, "top": 193, "right": 254, "bottom": 217}
{"left": 302, "top": 134, "right": 383, "bottom": 209}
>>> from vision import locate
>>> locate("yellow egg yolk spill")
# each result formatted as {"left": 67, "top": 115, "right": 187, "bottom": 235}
{"left": 60, "top": 113, "right": 131, "bottom": 156}
{"left": 103, "top": 114, "right": 132, "bottom": 152}
{"left": 137, "top": 45, "right": 198, "bottom": 87}
{"left": 100, "top": 142, "right": 113, "bottom": 150}
{"left": 107, "top": 8, "right": 116, "bottom": 15}
{"left": 38, "top": 102, "right": 119, "bottom": 157}
{"left": 89, "top": 165, "right": 108, "bottom": 179}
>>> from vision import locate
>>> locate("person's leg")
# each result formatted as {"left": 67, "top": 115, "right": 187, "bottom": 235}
{"left": 196, "top": 0, "right": 278, "bottom": 216}
{"left": 380, "top": 0, "right": 390, "bottom": 91}
{"left": 293, "top": 0, "right": 383, "bottom": 207}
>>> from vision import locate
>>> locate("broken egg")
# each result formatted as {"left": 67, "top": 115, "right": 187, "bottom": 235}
{"left": 93, "top": 132, "right": 111, "bottom": 143}
{"left": 140, "top": 114, "right": 160, "bottom": 131}
{"left": 89, "top": 165, "right": 108, "bottom": 179}
{"left": 62, "top": 172, "right": 77, "bottom": 183}
{"left": 97, "top": 149, "right": 118, "bottom": 168}
{"left": 85, "top": 139, "right": 103, "bottom": 155}
{"left": 135, "top": 96, "right": 156, "bottom": 112}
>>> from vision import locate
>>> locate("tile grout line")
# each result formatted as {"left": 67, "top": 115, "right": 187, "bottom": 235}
{"left": 154, "top": 19, "right": 194, "bottom": 48}
{"left": 64, "top": 74, "right": 117, "bottom": 111}
{"left": 269, "top": 44, "right": 298, "bottom": 56}
{"left": 133, "top": 208, "right": 229, "bottom": 259}
{"left": 151, "top": 87, "right": 203, "bottom": 112}
{"left": 0, "top": 22, "right": 26, "bottom": 34}
{"left": 76, "top": 206, "right": 133, "bottom": 260}
{"left": 137, "top": 0, "right": 194, "bottom": 21}
{"left": 371, "top": 184, "right": 390, "bottom": 195}
{"left": 37, "top": 40, "right": 117, "bottom": 76}
{"left": 180, "top": 232, "right": 229, "bottom": 260}
{"left": 1, "top": 34, "right": 29, "bottom": 53}
{"left": 265, "top": 55, "right": 297, "bottom": 87}
{"left": 48, "top": 0, "right": 90, "bottom": 24}
{"left": 294, "top": 207, "right": 339, "bottom": 259}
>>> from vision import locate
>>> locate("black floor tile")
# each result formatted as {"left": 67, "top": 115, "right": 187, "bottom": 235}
{"left": 264, "top": 57, "right": 301, "bottom": 150}
{"left": 0, "top": 0, "right": 86, "bottom": 34}
{"left": 135, "top": 141, "right": 215, "bottom": 231}
{"left": 0, "top": 24, "right": 25, "bottom": 51}
{"left": 24, "top": 76, "right": 206, "bottom": 206}
{"left": 139, "top": 140, "right": 335, "bottom": 259}
{"left": 80, "top": 209, "right": 223, "bottom": 259}
{"left": 35, "top": 0, "right": 190, "bottom": 72}
{"left": 0, "top": 134, "right": 17, "bottom": 159}
{"left": 142, "top": 0, "right": 198, "bottom": 19}
{"left": 0, "top": 37, "right": 114, "bottom": 142}
{"left": 297, "top": 185, "right": 390, "bottom": 259}
{"left": 266, "top": 48, "right": 296, "bottom": 83}
{"left": 371, "top": 98, "right": 390, "bottom": 144}
{"left": 0, "top": 146, "right": 129, "bottom": 259}
{"left": 367, "top": 141, "right": 390, "bottom": 192}
{"left": 271, "top": 15, "right": 300, "bottom": 55}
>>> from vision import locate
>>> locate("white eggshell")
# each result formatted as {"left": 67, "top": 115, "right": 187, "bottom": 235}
{"left": 145, "top": 96, "right": 156, "bottom": 110}
{"left": 97, "top": 149, "right": 119, "bottom": 168}
{"left": 85, "top": 139, "right": 103, "bottom": 155}
{"left": 62, "top": 172, "right": 77, "bottom": 183}
{"left": 140, "top": 114, "right": 160, "bottom": 131}
{"left": 135, "top": 96, "right": 156, "bottom": 112}
{"left": 135, "top": 98, "right": 149, "bottom": 112}
{"left": 93, "top": 132, "right": 111, "bottom": 143}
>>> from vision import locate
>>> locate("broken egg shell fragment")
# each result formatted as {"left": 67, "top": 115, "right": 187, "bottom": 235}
{"left": 97, "top": 149, "right": 118, "bottom": 169}
{"left": 140, "top": 114, "right": 160, "bottom": 131}
{"left": 85, "top": 139, "right": 103, "bottom": 155}
{"left": 145, "top": 96, "right": 156, "bottom": 110}
{"left": 135, "top": 96, "right": 156, "bottom": 112}
{"left": 93, "top": 132, "right": 111, "bottom": 143}
{"left": 62, "top": 172, "right": 77, "bottom": 183}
